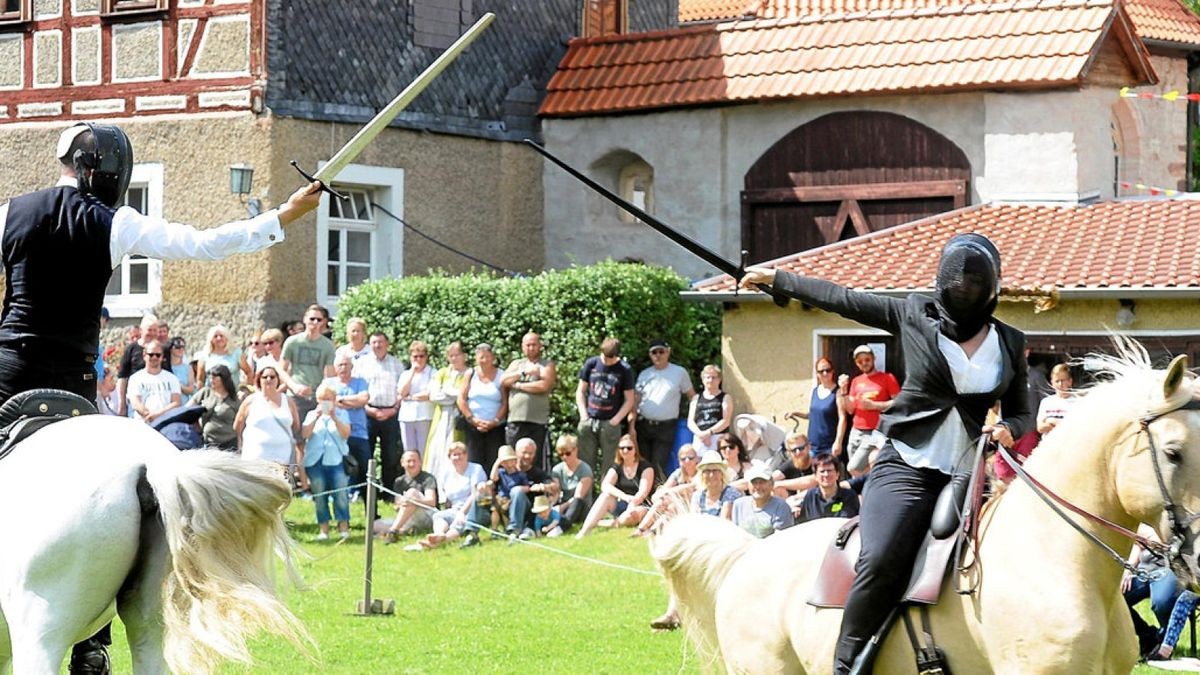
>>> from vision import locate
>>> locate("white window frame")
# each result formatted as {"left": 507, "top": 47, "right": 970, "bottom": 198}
{"left": 104, "top": 162, "right": 163, "bottom": 318}
{"left": 314, "top": 163, "right": 404, "bottom": 312}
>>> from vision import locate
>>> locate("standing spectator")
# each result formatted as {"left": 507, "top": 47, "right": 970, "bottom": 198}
{"left": 457, "top": 342, "right": 507, "bottom": 470}
{"left": 397, "top": 340, "right": 434, "bottom": 459}
{"left": 380, "top": 449, "right": 439, "bottom": 541}
{"left": 575, "top": 434, "right": 654, "bottom": 538}
{"left": 354, "top": 331, "right": 404, "bottom": 502}
{"left": 167, "top": 336, "right": 196, "bottom": 396}
{"left": 786, "top": 357, "right": 847, "bottom": 457}
{"left": 732, "top": 463, "right": 795, "bottom": 538}
{"left": 632, "top": 338, "right": 695, "bottom": 481}
{"left": 196, "top": 325, "right": 244, "bottom": 388}
{"left": 335, "top": 317, "right": 371, "bottom": 363}
{"left": 127, "top": 340, "right": 181, "bottom": 424}
{"left": 256, "top": 328, "right": 285, "bottom": 371}
{"left": 792, "top": 453, "right": 861, "bottom": 524}
{"left": 1036, "top": 363, "right": 1078, "bottom": 436}
{"left": 300, "top": 383, "right": 352, "bottom": 541}
{"left": 575, "top": 337, "right": 636, "bottom": 475}
{"left": 241, "top": 329, "right": 268, "bottom": 378}
{"left": 838, "top": 345, "right": 901, "bottom": 476}
{"left": 234, "top": 365, "right": 299, "bottom": 469}
{"left": 155, "top": 320, "right": 170, "bottom": 346}
{"left": 426, "top": 341, "right": 471, "bottom": 484}
{"left": 325, "top": 353, "right": 370, "bottom": 496}
{"left": 688, "top": 364, "right": 733, "bottom": 454}
{"left": 550, "top": 434, "right": 594, "bottom": 533}
{"left": 501, "top": 331, "right": 557, "bottom": 467}
{"left": 280, "top": 304, "right": 336, "bottom": 424}
{"left": 187, "top": 364, "right": 239, "bottom": 451}
{"left": 97, "top": 364, "right": 120, "bottom": 416}
{"left": 117, "top": 313, "right": 158, "bottom": 416}
{"left": 95, "top": 306, "right": 109, "bottom": 385}
{"left": 284, "top": 319, "right": 304, "bottom": 337}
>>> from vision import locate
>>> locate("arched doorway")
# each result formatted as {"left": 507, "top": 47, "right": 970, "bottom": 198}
{"left": 740, "top": 111, "right": 971, "bottom": 263}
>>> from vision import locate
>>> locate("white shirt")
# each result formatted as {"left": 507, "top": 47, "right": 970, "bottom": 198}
{"left": 127, "top": 368, "right": 181, "bottom": 421}
{"left": 0, "top": 176, "right": 286, "bottom": 266}
{"left": 892, "top": 325, "right": 1003, "bottom": 474}
{"left": 635, "top": 363, "right": 694, "bottom": 421}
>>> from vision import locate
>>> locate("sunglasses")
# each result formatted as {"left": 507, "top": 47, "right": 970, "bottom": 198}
{"left": 411, "top": 353, "right": 427, "bottom": 358}
{"left": 789, "top": 446, "right": 809, "bottom": 454}
{"left": 306, "top": 316, "right": 326, "bottom": 323}
{"left": 649, "top": 348, "right": 667, "bottom": 355}
{"left": 144, "top": 352, "right": 163, "bottom": 358}
{"left": 816, "top": 368, "right": 833, "bottom": 374}
{"left": 618, "top": 445, "right": 635, "bottom": 451}
{"left": 680, "top": 455, "right": 698, "bottom": 461}
{"left": 718, "top": 444, "right": 733, "bottom": 450}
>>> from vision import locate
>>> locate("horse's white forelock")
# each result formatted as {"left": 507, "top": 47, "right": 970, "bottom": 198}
{"left": 1078, "top": 335, "right": 1197, "bottom": 419}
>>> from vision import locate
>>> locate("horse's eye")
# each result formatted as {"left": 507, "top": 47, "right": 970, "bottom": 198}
{"left": 1164, "top": 443, "right": 1184, "bottom": 464}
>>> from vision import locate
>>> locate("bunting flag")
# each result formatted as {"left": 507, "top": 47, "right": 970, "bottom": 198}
{"left": 1119, "top": 87, "right": 1200, "bottom": 102}
{"left": 1119, "top": 181, "right": 1179, "bottom": 197}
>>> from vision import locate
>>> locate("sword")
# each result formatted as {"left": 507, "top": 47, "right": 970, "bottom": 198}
{"left": 291, "top": 12, "right": 497, "bottom": 199}
{"left": 524, "top": 140, "right": 789, "bottom": 306}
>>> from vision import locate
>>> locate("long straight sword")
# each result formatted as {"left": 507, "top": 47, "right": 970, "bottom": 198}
{"left": 524, "top": 140, "right": 788, "bottom": 305}
{"left": 292, "top": 12, "right": 497, "bottom": 195}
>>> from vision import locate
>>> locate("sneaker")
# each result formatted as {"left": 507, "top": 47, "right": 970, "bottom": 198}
{"left": 519, "top": 528, "right": 534, "bottom": 541}
{"left": 382, "top": 530, "right": 400, "bottom": 545}
{"left": 403, "top": 543, "right": 425, "bottom": 552}
{"left": 339, "top": 530, "right": 351, "bottom": 541}
{"left": 315, "top": 531, "right": 329, "bottom": 541}
{"left": 460, "top": 533, "right": 481, "bottom": 548}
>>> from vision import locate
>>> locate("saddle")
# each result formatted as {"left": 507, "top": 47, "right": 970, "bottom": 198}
{"left": 0, "top": 388, "right": 98, "bottom": 463}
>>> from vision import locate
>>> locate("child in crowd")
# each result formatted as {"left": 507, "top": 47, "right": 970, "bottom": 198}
{"left": 489, "top": 445, "right": 529, "bottom": 532}
{"left": 532, "top": 495, "right": 563, "bottom": 538}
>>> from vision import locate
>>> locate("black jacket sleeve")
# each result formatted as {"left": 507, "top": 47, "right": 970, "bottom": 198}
{"left": 996, "top": 325, "right": 1034, "bottom": 439}
{"left": 773, "top": 271, "right": 906, "bottom": 334}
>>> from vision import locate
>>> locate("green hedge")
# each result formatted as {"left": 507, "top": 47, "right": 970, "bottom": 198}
{"left": 334, "top": 261, "right": 722, "bottom": 438}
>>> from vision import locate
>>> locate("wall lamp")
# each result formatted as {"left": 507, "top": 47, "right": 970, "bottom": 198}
{"left": 1115, "top": 298, "right": 1137, "bottom": 328}
{"left": 229, "top": 163, "right": 262, "bottom": 217}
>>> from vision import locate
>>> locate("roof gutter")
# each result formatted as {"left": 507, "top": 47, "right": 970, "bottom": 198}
{"left": 1142, "top": 38, "right": 1200, "bottom": 52}
{"left": 681, "top": 287, "right": 1200, "bottom": 303}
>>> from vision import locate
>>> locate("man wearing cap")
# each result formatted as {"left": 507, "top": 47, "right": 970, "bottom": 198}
{"left": 575, "top": 337, "right": 635, "bottom": 475}
{"left": 500, "top": 331, "right": 556, "bottom": 467}
{"left": 732, "top": 462, "right": 794, "bottom": 538}
{"left": 0, "top": 123, "right": 321, "bottom": 673}
{"left": 631, "top": 338, "right": 694, "bottom": 481}
{"left": 838, "top": 345, "right": 900, "bottom": 476}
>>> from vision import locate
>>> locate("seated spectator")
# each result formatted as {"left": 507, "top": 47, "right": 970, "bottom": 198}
{"left": 532, "top": 495, "right": 563, "bottom": 538}
{"left": 127, "top": 340, "right": 182, "bottom": 425}
{"left": 489, "top": 445, "right": 529, "bottom": 535}
{"left": 1151, "top": 589, "right": 1200, "bottom": 661}
{"left": 188, "top": 364, "right": 239, "bottom": 451}
{"left": 551, "top": 434, "right": 594, "bottom": 533}
{"left": 792, "top": 453, "right": 860, "bottom": 524}
{"left": 407, "top": 442, "right": 489, "bottom": 551}
{"left": 300, "top": 383, "right": 352, "bottom": 541}
{"left": 1123, "top": 524, "right": 1182, "bottom": 658}
{"left": 507, "top": 437, "right": 553, "bottom": 540}
{"left": 575, "top": 434, "right": 654, "bottom": 538}
{"left": 633, "top": 444, "right": 700, "bottom": 537}
{"left": 773, "top": 433, "right": 814, "bottom": 496}
{"left": 732, "top": 414, "right": 787, "bottom": 467}
{"left": 732, "top": 463, "right": 794, "bottom": 538}
{"left": 380, "top": 450, "right": 439, "bottom": 542}
{"left": 717, "top": 434, "right": 753, "bottom": 492}
{"left": 688, "top": 364, "right": 732, "bottom": 453}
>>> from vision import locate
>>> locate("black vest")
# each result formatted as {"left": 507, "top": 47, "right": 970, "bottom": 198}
{"left": 1, "top": 186, "right": 115, "bottom": 358}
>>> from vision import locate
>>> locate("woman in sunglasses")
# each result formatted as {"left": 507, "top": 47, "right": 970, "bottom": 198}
{"left": 786, "top": 357, "right": 847, "bottom": 458}
{"left": 575, "top": 434, "right": 654, "bottom": 538}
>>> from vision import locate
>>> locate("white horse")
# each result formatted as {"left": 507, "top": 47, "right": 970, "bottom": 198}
{"left": 0, "top": 414, "right": 310, "bottom": 674}
{"left": 652, "top": 345, "right": 1200, "bottom": 673}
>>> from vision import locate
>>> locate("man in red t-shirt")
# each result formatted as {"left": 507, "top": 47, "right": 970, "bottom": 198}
{"left": 837, "top": 345, "right": 900, "bottom": 476}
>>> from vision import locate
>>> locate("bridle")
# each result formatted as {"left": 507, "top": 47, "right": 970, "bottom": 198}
{"left": 995, "top": 397, "right": 1200, "bottom": 580}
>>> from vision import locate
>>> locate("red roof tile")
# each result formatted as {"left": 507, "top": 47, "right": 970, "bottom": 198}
{"left": 1124, "top": 0, "right": 1200, "bottom": 46}
{"left": 542, "top": 0, "right": 1154, "bottom": 117}
{"left": 680, "top": 0, "right": 762, "bottom": 22}
{"left": 692, "top": 200, "right": 1200, "bottom": 294}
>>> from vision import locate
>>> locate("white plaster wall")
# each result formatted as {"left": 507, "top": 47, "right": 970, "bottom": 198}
{"left": 978, "top": 90, "right": 1082, "bottom": 199}
{"left": 1130, "top": 53, "right": 1190, "bottom": 191}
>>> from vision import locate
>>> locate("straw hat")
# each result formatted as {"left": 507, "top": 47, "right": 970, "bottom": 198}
{"left": 697, "top": 450, "right": 727, "bottom": 470}
{"left": 497, "top": 445, "right": 517, "bottom": 462}
{"left": 532, "top": 495, "right": 552, "bottom": 514}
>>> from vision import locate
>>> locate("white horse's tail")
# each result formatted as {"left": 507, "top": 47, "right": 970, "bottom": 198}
{"left": 145, "top": 450, "right": 312, "bottom": 674}
{"left": 650, "top": 512, "right": 755, "bottom": 666}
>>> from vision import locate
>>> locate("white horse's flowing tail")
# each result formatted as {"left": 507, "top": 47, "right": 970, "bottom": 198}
{"left": 650, "top": 513, "right": 755, "bottom": 665}
{"left": 146, "top": 450, "right": 311, "bottom": 674}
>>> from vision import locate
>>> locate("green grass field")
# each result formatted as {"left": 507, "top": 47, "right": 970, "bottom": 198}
{"left": 97, "top": 498, "right": 1194, "bottom": 674}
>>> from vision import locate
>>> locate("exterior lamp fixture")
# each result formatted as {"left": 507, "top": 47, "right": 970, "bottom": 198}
{"left": 1115, "top": 298, "right": 1137, "bottom": 328}
{"left": 229, "top": 163, "right": 262, "bottom": 217}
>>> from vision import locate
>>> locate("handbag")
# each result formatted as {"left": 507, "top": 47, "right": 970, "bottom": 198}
{"left": 343, "top": 451, "right": 360, "bottom": 478}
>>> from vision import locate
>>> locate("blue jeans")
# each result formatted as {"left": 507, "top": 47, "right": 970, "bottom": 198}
{"left": 307, "top": 463, "right": 350, "bottom": 524}
{"left": 1125, "top": 567, "right": 1182, "bottom": 646}
{"left": 509, "top": 489, "right": 532, "bottom": 532}
{"left": 1164, "top": 590, "right": 1200, "bottom": 651}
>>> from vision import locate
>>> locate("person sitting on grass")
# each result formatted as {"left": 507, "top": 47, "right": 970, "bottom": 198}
{"left": 632, "top": 443, "right": 700, "bottom": 537}
{"left": 550, "top": 434, "right": 594, "bottom": 533}
{"left": 532, "top": 495, "right": 563, "bottom": 538}
{"left": 489, "top": 444, "right": 528, "bottom": 535}
{"left": 575, "top": 434, "right": 655, "bottom": 539}
{"left": 379, "top": 450, "right": 439, "bottom": 543}
{"left": 732, "top": 462, "right": 794, "bottom": 538}
{"left": 1150, "top": 589, "right": 1200, "bottom": 662}
{"left": 406, "top": 441, "right": 488, "bottom": 551}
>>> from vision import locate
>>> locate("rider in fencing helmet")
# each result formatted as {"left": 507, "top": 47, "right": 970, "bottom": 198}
{"left": 56, "top": 122, "right": 134, "bottom": 208}
{"left": 932, "top": 233, "right": 1002, "bottom": 343}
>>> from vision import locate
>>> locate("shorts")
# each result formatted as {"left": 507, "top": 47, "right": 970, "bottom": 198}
{"left": 847, "top": 427, "right": 884, "bottom": 473}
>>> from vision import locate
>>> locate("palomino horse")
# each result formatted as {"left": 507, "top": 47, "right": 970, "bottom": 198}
{"left": 652, "top": 345, "right": 1200, "bottom": 673}
{"left": 0, "top": 414, "right": 309, "bottom": 674}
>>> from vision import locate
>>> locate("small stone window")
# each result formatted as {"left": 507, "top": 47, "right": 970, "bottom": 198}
{"left": 0, "top": 0, "right": 31, "bottom": 25}
{"left": 101, "top": 0, "right": 167, "bottom": 16}
{"left": 617, "top": 159, "right": 653, "bottom": 224}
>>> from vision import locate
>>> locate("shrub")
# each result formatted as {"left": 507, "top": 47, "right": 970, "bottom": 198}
{"left": 335, "top": 261, "right": 722, "bottom": 438}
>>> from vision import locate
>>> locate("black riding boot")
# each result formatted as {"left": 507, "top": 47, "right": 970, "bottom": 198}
{"left": 69, "top": 625, "right": 111, "bottom": 675}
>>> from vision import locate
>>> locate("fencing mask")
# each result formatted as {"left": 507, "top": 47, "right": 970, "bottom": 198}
{"left": 57, "top": 122, "right": 133, "bottom": 208}
{"left": 933, "top": 233, "right": 1001, "bottom": 342}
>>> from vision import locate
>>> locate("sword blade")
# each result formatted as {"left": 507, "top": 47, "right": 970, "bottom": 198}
{"left": 316, "top": 12, "right": 496, "bottom": 183}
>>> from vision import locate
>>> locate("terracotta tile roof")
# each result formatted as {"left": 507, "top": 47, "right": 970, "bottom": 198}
{"left": 543, "top": 0, "right": 1154, "bottom": 117}
{"left": 682, "top": 0, "right": 1200, "bottom": 48}
{"left": 692, "top": 200, "right": 1200, "bottom": 294}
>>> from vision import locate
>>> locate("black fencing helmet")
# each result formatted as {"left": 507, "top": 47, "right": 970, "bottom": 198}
{"left": 57, "top": 122, "right": 133, "bottom": 208}
{"left": 934, "top": 233, "right": 1002, "bottom": 342}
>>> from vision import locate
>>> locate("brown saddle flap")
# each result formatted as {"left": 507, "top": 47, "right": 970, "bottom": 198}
{"left": 807, "top": 517, "right": 958, "bottom": 608}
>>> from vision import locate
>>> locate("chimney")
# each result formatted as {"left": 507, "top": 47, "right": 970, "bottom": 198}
{"left": 581, "top": 0, "right": 628, "bottom": 38}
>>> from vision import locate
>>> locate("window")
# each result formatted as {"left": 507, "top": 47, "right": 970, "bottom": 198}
{"left": 105, "top": 163, "right": 163, "bottom": 317}
{"left": 617, "top": 159, "right": 653, "bottom": 224}
{"left": 0, "top": 0, "right": 31, "bottom": 24}
{"left": 315, "top": 164, "right": 404, "bottom": 310}
{"left": 101, "top": 0, "right": 167, "bottom": 16}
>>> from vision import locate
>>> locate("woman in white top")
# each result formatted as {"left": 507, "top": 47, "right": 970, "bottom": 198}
{"left": 334, "top": 317, "right": 371, "bottom": 363}
{"left": 397, "top": 340, "right": 435, "bottom": 460}
{"left": 456, "top": 342, "right": 507, "bottom": 471}
{"left": 424, "top": 341, "right": 471, "bottom": 485}
{"left": 408, "top": 441, "right": 489, "bottom": 551}
{"left": 197, "top": 324, "right": 245, "bottom": 388}
{"left": 234, "top": 365, "right": 299, "bottom": 468}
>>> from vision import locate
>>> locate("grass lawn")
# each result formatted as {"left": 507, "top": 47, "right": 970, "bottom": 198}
{"left": 97, "top": 498, "right": 1197, "bottom": 674}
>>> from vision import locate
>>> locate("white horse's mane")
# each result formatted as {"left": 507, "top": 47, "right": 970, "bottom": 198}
{"left": 1074, "top": 336, "right": 1198, "bottom": 418}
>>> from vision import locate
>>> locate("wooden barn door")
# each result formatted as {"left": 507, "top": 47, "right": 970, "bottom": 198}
{"left": 741, "top": 111, "right": 971, "bottom": 263}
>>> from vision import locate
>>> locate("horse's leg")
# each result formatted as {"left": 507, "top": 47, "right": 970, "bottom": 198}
{"left": 118, "top": 511, "right": 169, "bottom": 675}
{"left": 5, "top": 600, "right": 74, "bottom": 674}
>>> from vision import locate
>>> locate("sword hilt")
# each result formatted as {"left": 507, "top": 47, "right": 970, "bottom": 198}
{"left": 290, "top": 161, "right": 349, "bottom": 201}
{"left": 741, "top": 249, "right": 789, "bottom": 307}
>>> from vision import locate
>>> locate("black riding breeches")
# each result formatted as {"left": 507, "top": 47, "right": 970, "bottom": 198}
{"left": 834, "top": 443, "right": 950, "bottom": 674}
{"left": 0, "top": 345, "right": 95, "bottom": 406}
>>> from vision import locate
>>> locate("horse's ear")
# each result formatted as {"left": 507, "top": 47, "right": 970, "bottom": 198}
{"left": 1164, "top": 354, "right": 1189, "bottom": 400}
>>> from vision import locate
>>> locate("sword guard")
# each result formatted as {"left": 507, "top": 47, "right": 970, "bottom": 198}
{"left": 290, "top": 161, "right": 349, "bottom": 201}
{"left": 740, "top": 249, "right": 789, "bottom": 307}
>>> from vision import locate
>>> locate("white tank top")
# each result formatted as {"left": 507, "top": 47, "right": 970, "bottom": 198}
{"left": 241, "top": 393, "right": 295, "bottom": 464}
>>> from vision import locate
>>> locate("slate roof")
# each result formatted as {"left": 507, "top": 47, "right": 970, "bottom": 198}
{"left": 691, "top": 200, "right": 1200, "bottom": 295}
{"left": 541, "top": 0, "right": 1154, "bottom": 117}
{"left": 264, "top": 0, "right": 675, "bottom": 142}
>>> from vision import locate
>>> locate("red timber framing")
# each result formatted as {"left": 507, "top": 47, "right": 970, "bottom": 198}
{"left": 0, "top": 0, "right": 263, "bottom": 123}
